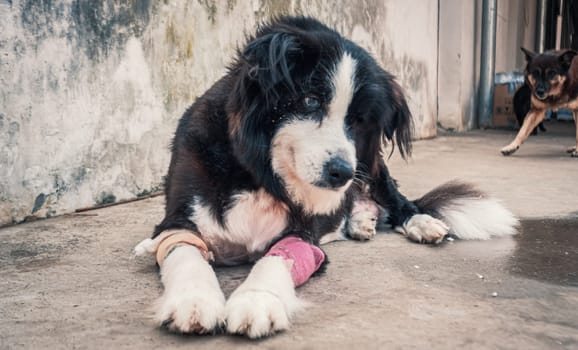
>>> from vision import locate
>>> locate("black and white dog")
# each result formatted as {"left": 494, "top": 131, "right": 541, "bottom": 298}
{"left": 135, "top": 16, "right": 518, "bottom": 338}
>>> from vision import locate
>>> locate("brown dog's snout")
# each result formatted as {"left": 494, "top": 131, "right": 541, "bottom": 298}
{"left": 535, "top": 86, "right": 545, "bottom": 95}
{"left": 534, "top": 85, "right": 548, "bottom": 100}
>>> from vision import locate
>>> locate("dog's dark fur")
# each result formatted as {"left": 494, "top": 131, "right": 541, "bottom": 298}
{"left": 154, "top": 17, "right": 417, "bottom": 243}
{"left": 501, "top": 47, "right": 578, "bottom": 156}
{"left": 513, "top": 83, "right": 547, "bottom": 135}
{"left": 138, "top": 16, "right": 518, "bottom": 338}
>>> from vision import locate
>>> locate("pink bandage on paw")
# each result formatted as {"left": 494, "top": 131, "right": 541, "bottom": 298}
{"left": 265, "top": 236, "right": 325, "bottom": 287}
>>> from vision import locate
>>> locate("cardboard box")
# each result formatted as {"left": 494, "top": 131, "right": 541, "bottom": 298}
{"left": 492, "top": 83, "right": 520, "bottom": 128}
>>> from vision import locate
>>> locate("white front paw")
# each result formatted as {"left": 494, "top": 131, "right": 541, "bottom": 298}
{"left": 225, "top": 289, "right": 292, "bottom": 338}
{"left": 402, "top": 214, "right": 449, "bottom": 244}
{"left": 155, "top": 287, "right": 225, "bottom": 334}
{"left": 348, "top": 211, "right": 377, "bottom": 241}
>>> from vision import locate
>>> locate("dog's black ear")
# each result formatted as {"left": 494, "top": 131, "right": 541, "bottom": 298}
{"left": 383, "top": 79, "right": 413, "bottom": 161}
{"left": 558, "top": 49, "right": 578, "bottom": 70}
{"left": 354, "top": 70, "right": 413, "bottom": 177}
{"left": 239, "top": 26, "right": 321, "bottom": 109}
{"left": 242, "top": 31, "right": 300, "bottom": 106}
{"left": 521, "top": 47, "right": 537, "bottom": 62}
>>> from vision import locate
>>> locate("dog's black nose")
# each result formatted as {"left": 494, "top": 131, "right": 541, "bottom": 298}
{"left": 535, "top": 87, "right": 546, "bottom": 98}
{"left": 323, "top": 157, "right": 354, "bottom": 188}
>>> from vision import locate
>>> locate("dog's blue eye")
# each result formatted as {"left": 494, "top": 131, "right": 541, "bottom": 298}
{"left": 303, "top": 96, "right": 320, "bottom": 110}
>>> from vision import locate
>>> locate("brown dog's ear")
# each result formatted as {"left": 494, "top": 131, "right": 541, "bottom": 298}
{"left": 558, "top": 49, "right": 578, "bottom": 70}
{"left": 521, "top": 47, "right": 536, "bottom": 62}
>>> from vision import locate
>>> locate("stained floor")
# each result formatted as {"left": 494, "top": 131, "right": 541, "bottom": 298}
{"left": 1, "top": 123, "right": 577, "bottom": 349}
{"left": 511, "top": 218, "right": 578, "bottom": 287}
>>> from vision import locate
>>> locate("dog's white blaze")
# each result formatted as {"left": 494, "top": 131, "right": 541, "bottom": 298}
{"left": 328, "top": 53, "right": 356, "bottom": 123}
{"left": 191, "top": 190, "right": 288, "bottom": 253}
{"left": 438, "top": 198, "right": 519, "bottom": 240}
{"left": 271, "top": 53, "right": 358, "bottom": 215}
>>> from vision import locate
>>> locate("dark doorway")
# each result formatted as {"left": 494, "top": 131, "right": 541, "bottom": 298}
{"left": 545, "top": 0, "right": 577, "bottom": 50}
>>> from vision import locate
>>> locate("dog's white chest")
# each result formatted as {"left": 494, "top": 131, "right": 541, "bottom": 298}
{"left": 190, "top": 189, "right": 288, "bottom": 263}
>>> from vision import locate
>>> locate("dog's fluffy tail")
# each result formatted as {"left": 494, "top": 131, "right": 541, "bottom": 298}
{"left": 414, "top": 181, "right": 519, "bottom": 240}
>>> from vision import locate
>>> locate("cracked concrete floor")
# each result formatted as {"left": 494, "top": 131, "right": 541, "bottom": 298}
{"left": 1, "top": 122, "right": 577, "bottom": 349}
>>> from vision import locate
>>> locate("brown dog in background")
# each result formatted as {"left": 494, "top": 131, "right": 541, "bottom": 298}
{"left": 501, "top": 48, "right": 578, "bottom": 157}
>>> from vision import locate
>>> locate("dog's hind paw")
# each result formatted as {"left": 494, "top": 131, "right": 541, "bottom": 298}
{"left": 500, "top": 144, "right": 520, "bottom": 156}
{"left": 155, "top": 288, "right": 225, "bottom": 334}
{"left": 399, "top": 214, "right": 449, "bottom": 244}
{"left": 567, "top": 146, "right": 577, "bottom": 157}
{"left": 348, "top": 210, "right": 377, "bottom": 241}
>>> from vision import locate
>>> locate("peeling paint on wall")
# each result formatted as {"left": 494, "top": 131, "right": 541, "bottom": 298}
{"left": 0, "top": 0, "right": 438, "bottom": 225}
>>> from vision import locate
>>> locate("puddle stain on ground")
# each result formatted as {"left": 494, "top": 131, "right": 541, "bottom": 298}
{"left": 509, "top": 218, "right": 578, "bottom": 287}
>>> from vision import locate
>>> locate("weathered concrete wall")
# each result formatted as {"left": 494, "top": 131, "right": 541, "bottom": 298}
{"left": 0, "top": 0, "right": 438, "bottom": 225}
{"left": 495, "top": 0, "right": 537, "bottom": 73}
{"left": 438, "top": 0, "right": 477, "bottom": 131}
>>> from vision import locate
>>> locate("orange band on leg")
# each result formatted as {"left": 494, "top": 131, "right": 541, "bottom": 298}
{"left": 155, "top": 230, "right": 212, "bottom": 266}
